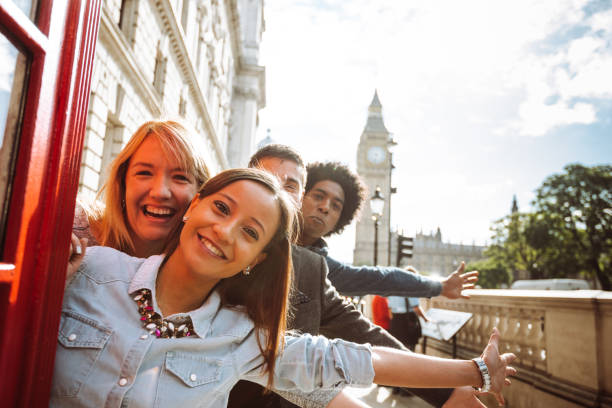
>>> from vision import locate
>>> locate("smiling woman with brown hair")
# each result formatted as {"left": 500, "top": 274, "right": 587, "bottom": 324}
{"left": 58, "top": 168, "right": 517, "bottom": 408}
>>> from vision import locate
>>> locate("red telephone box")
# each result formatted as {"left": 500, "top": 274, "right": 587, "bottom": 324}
{"left": 0, "top": 1, "right": 101, "bottom": 405}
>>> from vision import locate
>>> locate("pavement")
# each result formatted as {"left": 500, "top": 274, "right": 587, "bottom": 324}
{"left": 346, "top": 385, "right": 434, "bottom": 408}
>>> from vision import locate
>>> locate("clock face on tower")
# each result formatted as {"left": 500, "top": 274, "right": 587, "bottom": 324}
{"left": 367, "top": 146, "right": 386, "bottom": 164}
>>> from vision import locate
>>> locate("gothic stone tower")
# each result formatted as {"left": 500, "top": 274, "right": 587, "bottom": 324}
{"left": 353, "top": 91, "right": 394, "bottom": 266}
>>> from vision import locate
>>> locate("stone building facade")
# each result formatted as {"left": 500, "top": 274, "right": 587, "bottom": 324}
{"left": 79, "top": 0, "right": 265, "bottom": 197}
{"left": 396, "top": 228, "right": 486, "bottom": 275}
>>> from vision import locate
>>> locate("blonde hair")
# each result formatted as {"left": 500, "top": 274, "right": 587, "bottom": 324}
{"left": 91, "top": 119, "right": 210, "bottom": 255}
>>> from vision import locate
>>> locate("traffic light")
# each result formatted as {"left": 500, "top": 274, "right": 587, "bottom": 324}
{"left": 396, "top": 234, "right": 414, "bottom": 266}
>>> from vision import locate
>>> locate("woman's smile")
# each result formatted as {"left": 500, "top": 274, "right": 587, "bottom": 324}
{"left": 178, "top": 180, "right": 281, "bottom": 280}
{"left": 142, "top": 205, "right": 176, "bottom": 219}
{"left": 197, "top": 233, "right": 227, "bottom": 259}
{"left": 124, "top": 136, "right": 197, "bottom": 249}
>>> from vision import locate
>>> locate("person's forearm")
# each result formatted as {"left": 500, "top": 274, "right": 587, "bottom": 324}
{"left": 325, "top": 256, "right": 442, "bottom": 297}
{"left": 371, "top": 347, "right": 481, "bottom": 388}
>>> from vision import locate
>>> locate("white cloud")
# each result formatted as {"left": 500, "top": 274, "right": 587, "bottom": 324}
{"left": 563, "top": 52, "right": 612, "bottom": 99}
{"left": 517, "top": 99, "right": 596, "bottom": 136}
{"left": 588, "top": 7, "right": 612, "bottom": 32}
{"left": 259, "top": 0, "right": 612, "bottom": 251}
{"left": 262, "top": 0, "right": 611, "bottom": 144}
{"left": 567, "top": 36, "right": 603, "bottom": 68}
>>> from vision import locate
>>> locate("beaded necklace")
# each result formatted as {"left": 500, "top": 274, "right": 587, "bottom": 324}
{"left": 133, "top": 288, "right": 194, "bottom": 338}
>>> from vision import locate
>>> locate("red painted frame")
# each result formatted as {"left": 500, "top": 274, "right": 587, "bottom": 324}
{"left": 0, "top": 0, "right": 101, "bottom": 406}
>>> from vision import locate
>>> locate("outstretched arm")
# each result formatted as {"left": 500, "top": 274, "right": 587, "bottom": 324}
{"left": 324, "top": 254, "right": 443, "bottom": 297}
{"left": 371, "top": 328, "right": 516, "bottom": 406}
{"left": 321, "top": 328, "right": 516, "bottom": 407}
{"left": 243, "top": 328, "right": 515, "bottom": 395}
{"left": 324, "top": 255, "right": 478, "bottom": 300}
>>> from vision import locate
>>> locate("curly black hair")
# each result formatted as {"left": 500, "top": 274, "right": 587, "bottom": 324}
{"left": 305, "top": 161, "right": 367, "bottom": 236}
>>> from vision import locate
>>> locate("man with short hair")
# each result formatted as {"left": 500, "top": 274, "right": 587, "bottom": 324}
{"left": 249, "top": 144, "right": 306, "bottom": 203}
{"left": 227, "top": 145, "right": 484, "bottom": 408}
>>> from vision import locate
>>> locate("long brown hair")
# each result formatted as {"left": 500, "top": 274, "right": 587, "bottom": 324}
{"left": 91, "top": 119, "right": 210, "bottom": 255}
{"left": 164, "top": 168, "right": 297, "bottom": 388}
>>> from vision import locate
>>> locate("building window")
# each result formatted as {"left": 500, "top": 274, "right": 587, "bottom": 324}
{"left": 179, "top": 96, "right": 186, "bottom": 117}
{"left": 153, "top": 39, "right": 167, "bottom": 97}
{"left": 181, "top": 0, "right": 190, "bottom": 33}
{"left": 118, "top": 0, "right": 139, "bottom": 46}
{"left": 179, "top": 85, "right": 187, "bottom": 117}
{"left": 0, "top": 33, "right": 29, "bottom": 242}
{"left": 99, "top": 115, "right": 125, "bottom": 189}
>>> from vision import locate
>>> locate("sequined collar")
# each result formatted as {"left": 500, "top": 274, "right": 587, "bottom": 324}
{"left": 129, "top": 254, "right": 221, "bottom": 337}
{"left": 133, "top": 288, "right": 194, "bottom": 338}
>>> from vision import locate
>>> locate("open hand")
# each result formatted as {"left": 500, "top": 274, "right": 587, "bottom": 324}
{"left": 440, "top": 262, "right": 479, "bottom": 299}
{"left": 482, "top": 327, "right": 517, "bottom": 406}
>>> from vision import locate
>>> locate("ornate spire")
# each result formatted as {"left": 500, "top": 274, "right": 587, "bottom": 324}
{"left": 370, "top": 90, "right": 382, "bottom": 108}
{"left": 364, "top": 89, "right": 389, "bottom": 133}
{"left": 511, "top": 194, "right": 518, "bottom": 214}
{"left": 257, "top": 128, "right": 275, "bottom": 149}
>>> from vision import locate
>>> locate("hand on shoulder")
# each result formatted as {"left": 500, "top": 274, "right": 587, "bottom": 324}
{"left": 67, "top": 234, "right": 88, "bottom": 283}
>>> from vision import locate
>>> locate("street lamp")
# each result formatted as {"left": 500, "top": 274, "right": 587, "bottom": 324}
{"left": 370, "top": 185, "right": 384, "bottom": 265}
{"left": 387, "top": 137, "right": 397, "bottom": 265}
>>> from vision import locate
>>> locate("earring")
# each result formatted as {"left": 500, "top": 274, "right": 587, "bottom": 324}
{"left": 243, "top": 266, "right": 251, "bottom": 276}
{"left": 182, "top": 215, "right": 189, "bottom": 222}
{"left": 121, "top": 199, "right": 126, "bottom": 210}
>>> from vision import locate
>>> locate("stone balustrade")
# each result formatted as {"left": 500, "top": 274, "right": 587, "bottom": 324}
{"left": 421, "top": 289, "right": 612, "bottom": 408}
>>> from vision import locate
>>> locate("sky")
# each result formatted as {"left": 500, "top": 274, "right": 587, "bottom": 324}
{"left": 255, "top": 0, "right": 612, "bottom": 263}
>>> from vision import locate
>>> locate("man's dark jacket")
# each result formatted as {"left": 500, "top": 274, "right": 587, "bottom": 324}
{"left": 228, "top": 246, "right": 452, "bottom": 408}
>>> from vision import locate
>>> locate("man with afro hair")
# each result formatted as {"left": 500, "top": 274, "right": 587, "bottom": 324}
{"left": 301, "top": 161, "right": 366, "bottom": 240}
{"left": 300, "top": 161, "right": 477, "bottom": 298}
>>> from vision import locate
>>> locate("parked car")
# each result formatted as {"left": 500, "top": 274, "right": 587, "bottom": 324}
{"left": 510, "top": 279, "right": 590, "bottom": 290}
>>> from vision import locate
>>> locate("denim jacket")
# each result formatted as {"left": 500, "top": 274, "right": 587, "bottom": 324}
{"left": 51, "top": 247, "right": 374, "bottom": 408}
{"left": 307, "top": 239, "right": 442, "bottom": 297}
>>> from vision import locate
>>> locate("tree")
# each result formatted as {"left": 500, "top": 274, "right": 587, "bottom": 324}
{"left": 487, "top": 213, "right": 549, "bottom": 280}
{"left": 465, "top": 257, "right": 511, "bottom": 289}
{"left": 522, "top": 212, "right": 585, "bottom": 279}
{"left": 474, "top": 164, "right": 610, "bottom": 289}
{"left": 533, "top": 164, "right": 612, "bottom": 290}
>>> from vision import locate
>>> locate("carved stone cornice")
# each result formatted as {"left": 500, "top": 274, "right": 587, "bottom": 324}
{"left": 235, "top": 60, "right": 266, "bottom": 107}
{"left": 155, "top": 0, "right": 228, "bottom": 168}
{"left": 233, "top": 86, "right": 259, "bottom": 100}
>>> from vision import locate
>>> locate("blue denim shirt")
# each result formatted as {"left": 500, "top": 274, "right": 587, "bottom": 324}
{"left": 51, "top": 247, "right": 374, "bottom": 408}
{"left": 307, "top": 239, "right": 442, "bottom": 297}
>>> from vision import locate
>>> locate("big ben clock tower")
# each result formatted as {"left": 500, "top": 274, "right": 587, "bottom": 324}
{"left": 353, "top": 90, "right": 395, "bottom": 266}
